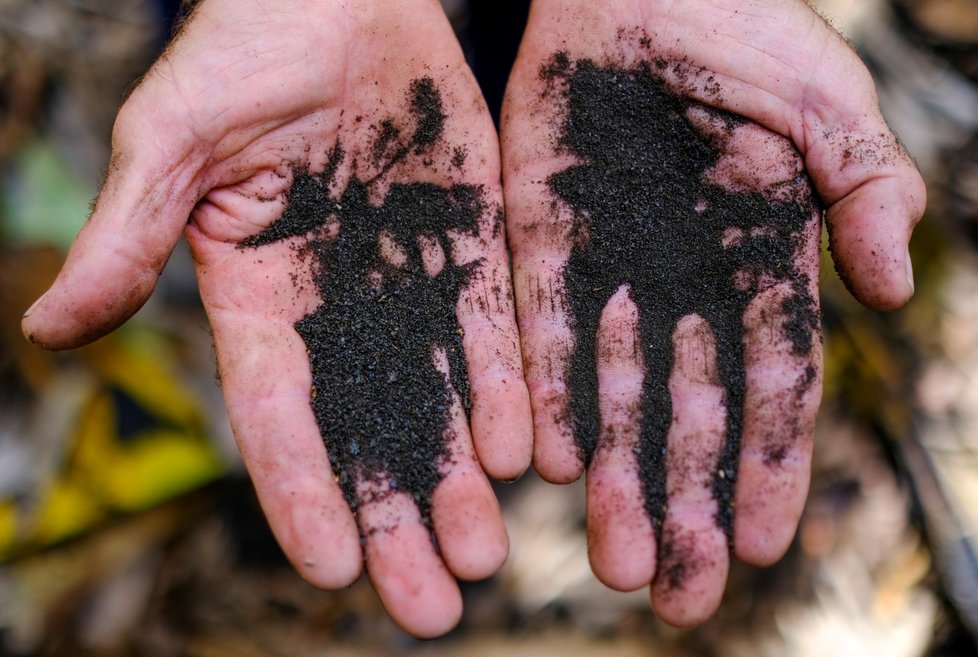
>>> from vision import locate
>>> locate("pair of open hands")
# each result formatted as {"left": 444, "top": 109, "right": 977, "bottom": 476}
{"left": 21, "top": 0, "right": 924, "bottom": 638}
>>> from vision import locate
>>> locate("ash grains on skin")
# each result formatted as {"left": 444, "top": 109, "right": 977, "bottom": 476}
{"left": 539, "top": 50, "right": 571, "bottom": 84}
{"left": 363, "top": 77, "right": 447, "bottom": 182}
{"left": 451, "top": 146, "right": 468, "bottom": 169}
{"left": 408, "top": 76, "right": 446, "bottom": 152}
{"left": 657, "top": 527, "right": 701, "bottom": 592}
{"left": 241, "top": 77, "right": 481, "bottom": 532}
{"left": 544, "top": 54, "right": 820, "bottom": 542}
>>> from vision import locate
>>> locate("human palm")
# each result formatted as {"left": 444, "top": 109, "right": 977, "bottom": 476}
{"left": 22, "top": 0, "right": 926, "bottom": 636}
{"left": 502, "top": 0, "right": 924, "bottom": 625}
{"left": 22, "top": 0, "right": 532, "bottom": 637}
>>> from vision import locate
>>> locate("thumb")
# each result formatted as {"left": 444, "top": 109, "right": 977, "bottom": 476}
{"left": 793, "top": 28, "right": 926, "bottom": 311}
{"left": 22, "top": 83, "right": 207, "bottom": 349}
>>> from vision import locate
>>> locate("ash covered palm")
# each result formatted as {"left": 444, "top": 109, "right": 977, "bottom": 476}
{"left": 20, "top": 0, "right": 531, "bottom": 638}
{"left": 502, "top": 0, "right": 925, "bottom": 626}
{"left": 240, "top": 86, "right": 500, "bottom": 543}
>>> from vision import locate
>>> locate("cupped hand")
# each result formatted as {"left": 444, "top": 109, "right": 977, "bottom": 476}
{"left": 501, "top": 0, "right": 924, "bottom": 626}
{"left": 21, "top": 0, "right": 532, "bottom": 637}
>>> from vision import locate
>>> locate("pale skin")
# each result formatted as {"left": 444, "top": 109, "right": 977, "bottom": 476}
{"left": 20, "top": 0, "right": 532, "bottom": 638}
{"left": 21, "top": 0, "right": 924, "bottom": 638}
{"left": 502, "top": 0, "right": 924, "bottom": 626}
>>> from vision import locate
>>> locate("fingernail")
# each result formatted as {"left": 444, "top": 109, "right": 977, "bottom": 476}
{"left": 905, "top": 250, "right": 915, "bottom": 295}
{"left": 22, "top": 292, "right": 47, "bottom": 319}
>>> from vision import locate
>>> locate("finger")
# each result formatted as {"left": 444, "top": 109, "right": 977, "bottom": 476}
{"left": 514, "top": 257, "right": 582, "bottom": 483}
{"left": 208, "top": 310, "right": 363, "bottom": 589}
{"left": 817, "top": 133, "right": 924, "bottom": 311}
{"left": 650, "top": 315, "right": 729, "bottom": 627}
{"left": 585, "top": 285, "right": 656, "bottom": 591}
{"left": 430, "top": 365, "right": 508, "bottom": 581}
{"left": 734, "top": 234, "right": 822, "bottom": 565}
{"left": 502, "top": 36, "right": 586, "bottom": 483}
{"left": 192, "top": 229, "right": 362, "bottom": 588}
{"left": 360, "top": 485, "right": 463, "bottom": 638}
{"left": 453, "top": 235, "right": 534, "bottom": 482}
{"left": 21, "top": 84, "right": 205, "bottom": 349}
{"left": 684, "top": 116, "right": 824, "bottom": 565}
{"left": 506, "top": 184, "right": 580, "bottom": 482}
{"left": 504, "top": 166, "right": 582, "bottom": 483}
{"left": 790, "top": 10, "right": 923, "bottom": 310}
{"left": 796, "top": 54, "right": 924, "bottom": 312}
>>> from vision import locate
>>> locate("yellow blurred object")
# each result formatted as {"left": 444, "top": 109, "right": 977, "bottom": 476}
{"left": 1, "top": 243, "right": 226, "bottom": 561}
{"left": 0, "top": 319, "right": 224, "bottom": 561}
{"left": 70, "top": 342, "right": 222, "bottom": 513}
{"left": 30, "top": 479, "right": 105, "bottom": 549}
{"left": 0, "top": 502, "right": 17, "bottom": 552}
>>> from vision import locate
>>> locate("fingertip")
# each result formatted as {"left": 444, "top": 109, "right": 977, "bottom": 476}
{"left": 20, "top": 300, "right": 46, "bottom": 347}
{"left": 480, "top": 446, "right": 532, "bottom": 483}
{"left": 650, "top": 586, "right": 722, "bottom": 628}
{"left": 824, "top": 156, "right": 925, "bottom": 311}
{"left": 532, "top": 437, "right": 585, "bottom": 484}
{"left": 526, "top": 383, "right": 585, "bottom": 483}
{"left": 19, "top": 267, "right": 156, "bottom": 350}
{"left": 432, "top": 468, "right": 509, "bottom": 581}
{"left": 288, "top": 519, "right": 363, "bottom": 590}
{"left": 295, "top": 558, "right": 362, "bottom": 591}
{"left": 828, "top": 223, "right": 914, "bottom": 311}
{"left": 734, "top": 529, "right": 793, "bottom": 567}
{"left": 470, "top": 382, "right": 534, "bottom": 482}
{"left": 733, "top": 452, "right": 811, "bottom": 567}
{"left": 363, "top": 497, "right": 464, "bottom": 638}
{"left": 590, "top": 549, "right": 654, "bottom": 593}
{"left": 829, "top": 228, "right": 914, "bottom": 312}
{"left": 649, "top": 525, "right": 728, "bottom": 628}
{"left": 411, "top": 598, "right": 463, "bottom": 639}
{"left": 370, "top": 555, "right": 463, "bottom": 638}
{"left": 398, "top": 585, "right": 463, "bottom": 639}
{"left": 734, "top": 502, "right": 799, "bottom": 565}
{"left": 586, "top": 472, "right": 656, "bottom": 592}
{"left": 263, "top": 474, "right": 363, "bottom": 590}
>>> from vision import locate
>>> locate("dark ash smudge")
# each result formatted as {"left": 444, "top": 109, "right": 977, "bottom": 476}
{"left": 545, "top": 55, "right": 820, "bottom": 541}
{"left": 241, "top": 77, "right": 482, "bottom": 532}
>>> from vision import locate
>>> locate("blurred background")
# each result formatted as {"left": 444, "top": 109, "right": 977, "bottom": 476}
{"left": 1, "top": 0, "right": 977, "bottom": 654}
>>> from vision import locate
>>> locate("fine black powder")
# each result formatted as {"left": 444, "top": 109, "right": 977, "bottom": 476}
{"left": 545, "top": 56, "right": 821, "bottom": 541}
{"left": 241, "top": 77, "right": 482, "bottom": 532}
